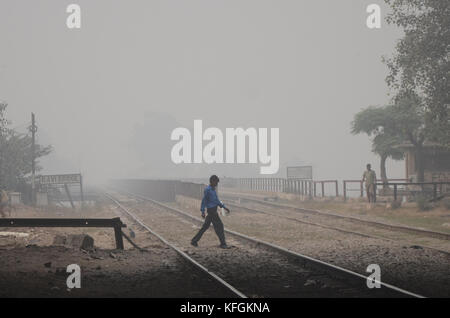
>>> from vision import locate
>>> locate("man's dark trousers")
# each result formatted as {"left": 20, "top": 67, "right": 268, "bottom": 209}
{"left": 192, "top": 206, "right": 226, "bottom": 245}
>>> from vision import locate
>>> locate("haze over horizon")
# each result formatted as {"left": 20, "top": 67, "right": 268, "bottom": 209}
{"left": 0, "top": 1, "right": 406, "bottom": 185}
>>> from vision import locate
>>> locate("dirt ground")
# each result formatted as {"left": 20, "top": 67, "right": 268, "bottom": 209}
{"left": 1, "top": 195, "right": 449, "bottom": 297}
{"left": 0, "top": 203, "right": 233, "bottom": 298}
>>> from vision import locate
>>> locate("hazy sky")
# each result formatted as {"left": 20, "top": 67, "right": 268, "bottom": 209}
{"left": 0, "top": 0, "right": 406, "bottom": 184}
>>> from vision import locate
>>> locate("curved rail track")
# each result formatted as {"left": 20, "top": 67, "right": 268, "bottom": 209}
{"left": 107, "top": 189, "right": 423, "bottom": 298}
{"left": 222, "top": 192, "right": 450, "bottom": 239}
{"left": 221, "top": 196, "right": 450, "bottom": 255}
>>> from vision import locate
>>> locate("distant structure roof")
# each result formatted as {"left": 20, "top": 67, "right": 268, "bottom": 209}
{"left": 394, "top": 141, "right": 447, "bottom": 149}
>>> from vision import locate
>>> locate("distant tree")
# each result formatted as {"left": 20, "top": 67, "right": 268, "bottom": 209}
{"left": 0, "top": 102, "right": 52, "bottom": 190}
{"left": 384, "top": 0, "right": 449, "bottom": 147}
{"left": 352, "top": 93, "right": 428, "bottom": 182}
{"left": 388, "top": 92, "right": 429, "bottom": 182}
{"left": 351, "top": 106, "right": 404, "bottom": 187}
{"left": 373, "top": 134, "right": 404, "bottom": 187}
{"left": 0, "top": 101, "right": 9, "bottom": 135}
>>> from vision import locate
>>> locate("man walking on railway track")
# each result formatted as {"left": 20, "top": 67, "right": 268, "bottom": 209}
{"left": 362, "top": 164, "right": 377, "bottom": 203}
{"left": 191, "top": 175, "right": 231, "bottom": 249}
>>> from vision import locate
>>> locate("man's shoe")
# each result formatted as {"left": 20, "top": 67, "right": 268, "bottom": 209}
{"left": 191, "top": 241, "right": 198, "bottom": 247}
{"left": 219, "top": 244, "right": 230, "bottom": 249}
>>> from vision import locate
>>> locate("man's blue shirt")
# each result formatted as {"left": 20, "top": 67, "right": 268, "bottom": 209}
{"left": 200, "top": 185, "right": 226, "bottom": 212}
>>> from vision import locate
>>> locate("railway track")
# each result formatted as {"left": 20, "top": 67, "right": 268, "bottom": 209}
{"left": 104, "top": 192, "right": 246, "bottom": 298}
{"left": 222, "top": 192, "right": 450, "bottom": 241}
{"left": 221, "top": 196, "right": 450, "bottom": 255}
{"left": 107, "top": 189, "right": 423, "bottom": 298}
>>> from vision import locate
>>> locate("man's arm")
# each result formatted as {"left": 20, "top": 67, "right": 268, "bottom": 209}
{"left": 220, "top": 201, "right": 230, "bottom": 212}
{"left": 216, "top": 192, "right": 230, "bottom": 213}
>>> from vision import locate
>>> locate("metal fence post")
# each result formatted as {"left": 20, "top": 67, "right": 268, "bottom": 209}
{"left": 343, "top": 181, "right": 347, "bottom": 201}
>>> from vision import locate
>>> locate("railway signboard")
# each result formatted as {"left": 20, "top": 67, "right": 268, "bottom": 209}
{"left": 37, "top": 173, "right": 83, "bottom": 208}
{"left": 286, "top": 166, "right": 312, "bottom": 180}
{"left": 39, "top": 173, "right": 81, "bottom": 185}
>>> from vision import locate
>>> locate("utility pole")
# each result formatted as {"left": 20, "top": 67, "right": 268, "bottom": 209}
{"left": 30, "top": 113, "right": 37, "bottom": 205}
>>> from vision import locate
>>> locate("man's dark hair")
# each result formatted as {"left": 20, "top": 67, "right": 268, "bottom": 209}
{"left": 209, "top": 175, "right": 219, "bottom": 184}
{"left": 367, "top": 164, "right": 371, "bottom": 169}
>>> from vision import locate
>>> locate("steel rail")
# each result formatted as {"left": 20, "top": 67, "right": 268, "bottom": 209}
{"left": 116, "top": 189, "right": 424, "bottom": 298}
{"left": 103, "top": 192, "right": 247, "bottom": 298}
{"left": 222, "top": 200, "right": 450, "bottom": 256}
{"left": 222, "top": 192, "right": 450, "bottom": 241}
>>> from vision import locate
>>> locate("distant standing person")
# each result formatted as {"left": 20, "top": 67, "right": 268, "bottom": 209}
{"left": 191, "top": 175, "right": 231, "bottom": 249}
{"left": 362, "top": 164, "right": 377, "bottom": 203}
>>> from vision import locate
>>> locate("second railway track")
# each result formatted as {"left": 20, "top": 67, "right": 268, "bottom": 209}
{"left": 221, "top": 192, "right": 450, "bottom": 253}
{"left": 106, "top": 189, "right": 422, "bottom": 298}
{"left": 223, "top": 192, "right": 450, "bottom": 239}
{"left": 221, "top": 197, "right": 450, "bottom": 255}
